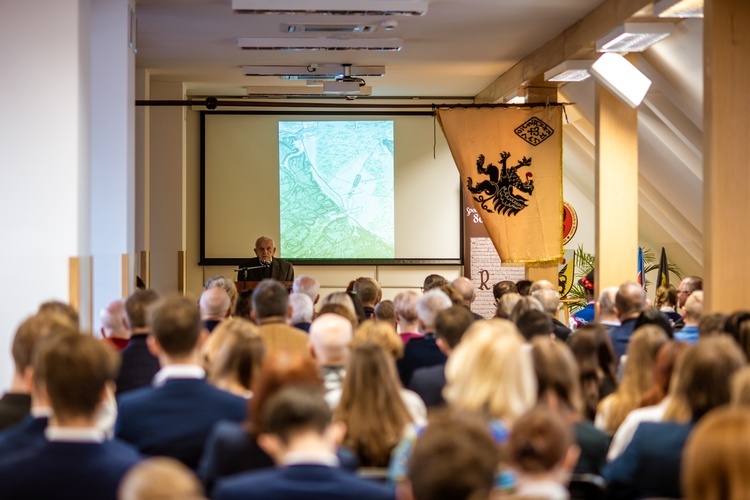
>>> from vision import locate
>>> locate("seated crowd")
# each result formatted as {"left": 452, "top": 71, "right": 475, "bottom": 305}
{"left": 1, "top": 272, "right": 750, "bottom": 499}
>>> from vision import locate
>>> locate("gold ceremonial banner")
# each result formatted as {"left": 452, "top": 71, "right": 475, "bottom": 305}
{"left": 438, "top": 106, "right": 563, "bottom": 266}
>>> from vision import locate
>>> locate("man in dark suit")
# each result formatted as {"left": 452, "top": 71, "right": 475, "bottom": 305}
{"left": 397, "top": 289, "right": 452, "bottom": 387}
{"left": 115, "top": 296, "right": 246, "bottom": 470}
{"left": 238, "top": 236, "right": 294, "bottom": 282}
{"left": 451, "top": 277, "right": 485, "bottom": 320}
{"left": 0, "top": 334, "right": 142, "bottom": 500}
{"left": 608, "top": 282, "right": 647, "bottom": 359}
{"left": 409, "top": 305, "right": 474, "bottom": 408}
{"left": 213, "top": 386, "right": 394, "bottom": 500}
{"left": 115, "top": 289, "right": 161, "bottom": 397}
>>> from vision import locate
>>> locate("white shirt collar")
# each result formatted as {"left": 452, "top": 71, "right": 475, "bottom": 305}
{"left": 45, "top": 426, "right": 105, "bottom": 443}
{"left": 152, "top": 364, "right": 206, "bottom": 387}
{"left": 31, "top": 406, "right": 53, "bottom": 418}
{"left": 282, "top": 450, "right": 340, "bottom": 467}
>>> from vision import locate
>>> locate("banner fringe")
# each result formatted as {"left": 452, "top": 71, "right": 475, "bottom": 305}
{"left": 502, "top": 257, "right": 564, "bottom": 267}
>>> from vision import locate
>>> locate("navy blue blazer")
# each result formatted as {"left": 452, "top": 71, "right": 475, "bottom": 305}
{"left": 115, "top": 377, "right": 246, "bottom": 469}
{"left": 396, "top": 334, "right": 447, "bottom": 387}
{"left": 609, "top": 318, "right": 638, "bottom": 360}
{"left": 0, "top": 438, "right": 141, "bottom": 500}
{"left": 0, "top": 416, "right": 47, "bottom": 465}
{"left": 214, "top": 463, "right": 395, "bottom": 500}
{"left": 0, "top": 393, "right": 31, "bottom": 432}
{"left": 603, "top": 421, "right": 693, "bottom": 499}
{"left": 408, "top": 363, "right": 446, "bottom": 408}
{"left": 115, "top": 334, "right": 160, "bottom": 397}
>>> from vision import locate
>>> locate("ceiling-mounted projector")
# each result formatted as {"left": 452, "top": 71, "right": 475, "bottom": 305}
{"left": 323, "top": 80, "right": 363, "bottom": 94}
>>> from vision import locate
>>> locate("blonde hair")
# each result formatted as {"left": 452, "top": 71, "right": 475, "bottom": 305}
{"left": 119, "top": 457, "right": 204, "bottom": 500}
{"left": 444, "top": 319, "right": 536, "bottom": 424}
{"left": 209, "top": 324, "right": 265, "bottom": 396}
{"left": 597, "top": 325, "right": 667, "bottom": 434}
{"left": 203, "top": 318, "right": 259, "bottom": 375}
{"left": 353, "top": 319, "right": 404, "bottom": 360}
{"left": 683, "top": 407, "right": 750, "bottom": 500}
{"left": 531, "top": 337, "right": 584, "bottom": 416}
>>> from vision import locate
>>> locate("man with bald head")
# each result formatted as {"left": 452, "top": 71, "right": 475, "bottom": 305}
{"left": 451, "top": 277, "right": 483, "bottom": 320}
{"left": 199, "top": 287, "right": 231, "bottom": 333}
{"left": 238, "top": 236, "right": 294, "bottom": 282}
{"left": 308, "top": 313, "right": 353, "bottom": 394}
{"left": 292, "top": 275, "right": 320, "bottom": 305}
{"left": 609, "top": 281, "right": 647, "bottom": 359}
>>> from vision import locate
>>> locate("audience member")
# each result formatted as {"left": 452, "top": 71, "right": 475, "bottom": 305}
{"left": 116, "top": 289, "right": 161, "bottom": 397}
{"left": 683, "top": 407, "right": 750, "bottom": 500}
{"left": 496, "top": 292, "right": 521, "bottom": 319}
{"left": 570, "top": 271, "right": 595, "bottom": 329}
{"left": 353, "top": 319, "right": 404, "bottom": 361}
{"left": 199, "top": 286, "right": 232, "bottom": 333}
{"left": 309, "top": 313, "right": 353, "bottom": 394}
{"left": 530, "top": 337, "right": 609, "bottom": 476}
{"left": 722, "top": 311, "right": 750, "bottom": 360}
{"left": 37, "top": 300, "right": 80, "bottom": 328}
{"left": 409, "top": 305, "right": 474, "bottom": 408}
{"left": 654, "top": 284, "right": 681, "bottom": 324}
{"left": 675, "top": 290, "right": 702, "bottom": 344}
{"left": 353, "top": 277, "right": 381, "bottom": 320}
{"left": 508, "top": 407, "right": 580, "bottom": 499}
{"left": 333, "top": 343, "right": 418, "bottom": 466}
{"left": 233, "top": 289, "right": 253, "bottom": 320}
{"left": 407, "top": 413, "right": 499, "bottom": 500}
{"left": 532, "top": 288, "right": 571, "bottom": 341}
{"left": 568, "top": 324, "right": 618, "bottom": 420}
{"left": 595, "top": 286, "right": 621, "bottom": 332}
{"left": 633, "top": 307, "right": 674, "bottom": 338}
{"left": 347, "top": 290, "right": 368, "bottom": 324}
{"left": 320, "top": 292, "right": 358, "bottom": 323}
{"left": 213, "top": 386, "right": 394, "bottom": 500}
{"left": 207, "top": 319, "right": 265, "bottom": 398}
{"left": 437, "top": 284, "right": 463, "bottom": 306}
{"left": 516, "top": 309, "right": 554, "bottom": 341}
{"left": 288, "top": 292, "right": 314, "bottom": 332}
{"left": 604, "top": 336, "right": 745, "bottom": 499}
{"left": 205, "top": 276, "right": 238, "bottom": 315}
{"left": 393, "top": 291, "right": 421, "bottom": 344}
{"left": 608, "top": 282, "right": 647, "bottom": 359}
{"left": 698, "top": 311, "right": 728, "bottom": 338}
{"left": 318, "top": 302, "right": 359, "bottom": 328}
{"left": 252, "top": 279, "right": 309, "bottom": 356}
{"left": 373, "top": 299, "right": 397, "bottom": 330}
{"left": 100, "top": 299, "right": 129, "bottom": 349}
{"left": 292, "top": 275, "right": 321, "bottom": 306}
{"left": 595, "top": 325, "right": 668, "bottom": 435}
{"left": 119, "top": 457, "right": 205, "bottom": 500}
{"left": 396, "top": 289, "right": 451, "bottom": 387}
{"left": 493, "top": 280, "right": 518, "bottom": 304}
{"left": 516, "top": 279, "right": 533, "bottom": 296}
{"left": 422, "top": 274, "right": 448, "bottom": 292}
{"left": 115, "top": 296, "right": 246, "bottom": 469}
{"left": 508, "top": 295, "right": 544, "bottom": 324}
{"left": 731, "top": 365, "right": 750, "bottom": 406}
{"left": 0, "top": 334, "right": 140, "bottom": 500}
{"left": 674, "top": 276, "right": 703, "bottom": 330}
{"left": 451, "top": 276, "right": 483, "bottom": 320}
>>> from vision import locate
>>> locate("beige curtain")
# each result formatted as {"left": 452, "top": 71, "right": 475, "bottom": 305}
{"left": 438, "top": 106, "right": 563, "bottom": 266}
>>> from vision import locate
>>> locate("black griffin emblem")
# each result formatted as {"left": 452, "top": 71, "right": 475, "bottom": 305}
{"left": 466, "top": 152, "right": 534, "bottom": 216}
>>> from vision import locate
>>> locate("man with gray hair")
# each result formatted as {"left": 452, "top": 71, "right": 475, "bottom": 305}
{"left": 531, "top": 288, "right": 571, "bottom": 341}
{"left": 609, "top": 281, "right": 647, "bottom": 359}
{"left": 308, "top": 313, "right": 353, "bottom": 393}
{"left": 289, "top": 292, "right": 314, "bottom": 333}
{"left": 394, "top": 291, "right": 421, "bottom": 344}
{"left": 292, "top": 275, "right": 320, "bottom": 306}
{"left": 451, "top": 276, "right": 484, "bottom": 320}
{"left": 101, "top": 299, "right": 130, "bottom": 350}
{"left": 397, "top": 289, "right": 452, "bottom": 387}
{"left": 199, "top": 286, "right": 231, "bottom": 333}
{"left": 596, "top": 286, "right": 621, "bottom": 332}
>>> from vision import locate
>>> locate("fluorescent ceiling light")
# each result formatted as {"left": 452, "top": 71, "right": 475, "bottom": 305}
{"left": 654, "top": 0, "right": 703, "bottom": 18}
{"left": 589, "top": 53, "right": 651, "bottom": 108}
{"left": 242, "top": 64, "right": 385, "bottom": 78}
{"left": 596, "top": 22, "right": 674, "bottom": 52}
{"left": 238, "top": 37, "right": 402, "bottom": 51}
{"left": 245, "top": 85, "right": 372, "bottom": 96}
{"left": 284, "top": 23, "right": 377, "bottom": 33}
{"left": 232, "top": 0, "right": 428, "bottom": 16}
{"left": 544, "top": 60, "right": 592, "bottom": 82}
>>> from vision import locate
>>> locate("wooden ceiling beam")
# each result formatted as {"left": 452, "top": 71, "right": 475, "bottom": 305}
{"left": 474, "top": 0, "right": 654, "bottom": 103}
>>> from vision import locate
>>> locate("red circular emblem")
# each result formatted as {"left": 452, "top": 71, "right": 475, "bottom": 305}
{"left": 562, "top": 202, "right": 578, "bottom": 245}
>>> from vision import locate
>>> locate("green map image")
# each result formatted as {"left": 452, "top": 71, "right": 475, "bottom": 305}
{"left": 279, "top": 121, "right": 395, "bottom": 259}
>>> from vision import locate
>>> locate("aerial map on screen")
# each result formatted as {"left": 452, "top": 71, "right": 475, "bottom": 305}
{"left": 278, "top": 120, "right": 395, "bottom": 259}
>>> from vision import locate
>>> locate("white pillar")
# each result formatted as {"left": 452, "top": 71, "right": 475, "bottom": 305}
{"left": 0, "top": 0, "right": 92, "bottom": 389}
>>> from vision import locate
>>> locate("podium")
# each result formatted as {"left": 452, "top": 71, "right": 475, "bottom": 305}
{"left": 235, "top": 281, "right": 293, "bottom": 293}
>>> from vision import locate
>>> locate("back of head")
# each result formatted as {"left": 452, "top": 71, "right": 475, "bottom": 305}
{"left": 100, "top": 299, "right": 126, "bottom": 335}
{"left": 252, "top": 279, "right": 289, "bottom": 320}
{"left": 731, "top": 366, "right": 750, "bottom": 406}
{"left": 683, "top": 407, "right": 750, "bottom": 500}
{"left": 309, "top": 313, "right": 354, "bottom": 365}
{"left": 597, "top": 286, "right": 619, "bottom": 316}
{"left": 12, "top": 312, "right": 78, "bottom": 375}
{"left": 292, "top": 275, "right": 320, "bottom": 303}
{"left": 208, "top": 319, "right": 265, "bottom": 391}
{"left": 451, "top": 277, "right": 476, "bottom": 303}
{"left": 435, "top": 305, "right": 474, "bottom": 349}
{"left": 374, "top": 300, "right": 396, "bottom": 324}
{"left": 530, "top": 337, "right": 583, "bottom": 414}
{"left": 38, "top": 301, "right": 80, "bottom": 329}
{"left": 439, "top": 284, "right": 465, "bottom": 306}
{"left": 698, "top": 312, "right": 729, "bottom": 338}
{"left": 319, "top": 292, "right": 356, "bottom": 320}
{"left": 622, "top": 325, "right": 669, "bottom": 391}
{"left": 199, "top": 286, "right": 231, "bottom": 320}
{"left": 496, "top": 292, "right": 521, "bottom": 319}
{"left": 288, "top": 293, "right": 314, "bottom": 324}
{"left": 615, "top": 281, "right": 646, "bottom": 318}
{"left": 35, "top": 333, "right": 119, "bottom": 420}
{"left": 531, "top": 288, "right": 560, "bottom": 315}
{"left": 317, "top": 303, "right": 358, "bottom": 328}
{"left": 353, "top": 277, "right": 381, "bottom": 305}
{"left": 125, "top": 289, "right": 160, "bottom": 330}
{"left": 205, "top": 276, "right": 238, "bottom": 313}
{"left": 233, "top": 289, "right": 254, "bottom": 320}
{"left": 263, "top": 385, "right": 331, "bottom": 444}
{"left": 417, "top": 290, "right": 453, "bottom": 331}
{"left": 516, "top": 280, "right": 533, "bottom": 296}
{"left": 149, "top": 295, "right": 202, "bottom": 357}
{"left": 529, "top": 280, "right": 556, "bottom": 294}
{"left": 634, "top": 308, "right": 674, "bottom": 338}
{"left": 445, "top": 319, "right": 536, "bottom": 422}
{"left": 568, "top": 324, "right": 617, "bottom": 419}
{"left": 423, "top": 274, "right": 449, "bottom": 292}
{"left": 655, "top": 284, "right": 678, "bottom": 309}
{"left": 674, "top": 335, "right": 745, "bottom": 421}
{"left": 509, "top": 296, "right": 544, "bottom": 324}
{"left": 394, "top": 290, "right": 419, "bottom": 323}
{"left": 639, "top": 340, "right": 690, "bottom": 407}
{"left": 684, "top": 290, "right": 704, "bottom": 323}
{"left": 119, "top": 457, "right": 205, "bottom": 500}
{"left": 509, "top": 407, "right": 573, "bottom": 474}
{"left": 516, "top": 309, "right": 554, "bottom": 340}
{"left": 493, "top": 280, "right": 518, "bottom": 301}
{"left": 353, "top": 319, "right": 403, "bottom": 359}
{"left": 408, "top": 413, "right": 499, "bottom": 500}
{"left": 682, "top": 276, "right": 703, "bottom": 294}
